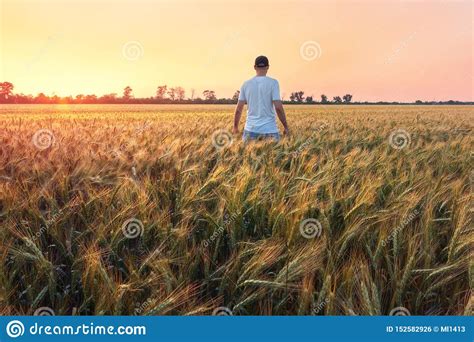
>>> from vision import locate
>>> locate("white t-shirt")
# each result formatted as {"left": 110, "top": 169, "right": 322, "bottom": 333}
{"left": 238, "top": 76, "right": 281, "bottom": 133}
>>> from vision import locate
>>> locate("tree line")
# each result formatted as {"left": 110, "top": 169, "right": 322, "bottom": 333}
{"left": 0, "top": 82, "right": 236, "bottom": 104}
{"left": 0, "top": 82, "right": 471, "bottom": 105}
{"left": 288, "top": 91, "right": 353, "bottom": 104}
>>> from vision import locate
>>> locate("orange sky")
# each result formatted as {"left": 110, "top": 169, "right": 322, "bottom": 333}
{"left": 1, "top": 0, "right": 473, "bottom": 101}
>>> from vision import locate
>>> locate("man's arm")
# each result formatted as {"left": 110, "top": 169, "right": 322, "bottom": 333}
{"left": 233, "top": 100, "right": 245, "bottom": 134}
{"left": 273, "top": 100, "right": 289, "bottom": 135}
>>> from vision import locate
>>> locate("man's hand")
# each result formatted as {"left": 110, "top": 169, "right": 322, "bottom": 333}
{"left": 274, "top": 100, "right": 289, "bottom": 138}
{"left": 233, "top": 101, "right": 245, "bottom": 135}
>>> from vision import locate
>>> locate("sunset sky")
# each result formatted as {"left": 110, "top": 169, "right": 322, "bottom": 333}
{"left": 1, "top": 0, "right": 472, "bottom": 102}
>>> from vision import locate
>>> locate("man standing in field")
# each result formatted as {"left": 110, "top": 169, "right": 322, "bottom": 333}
{"left": 233, "top": 55, "right": 289, "bottom": 141}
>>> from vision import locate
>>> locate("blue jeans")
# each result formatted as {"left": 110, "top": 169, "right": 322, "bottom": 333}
{"left": 242, "top": 130, "right": 280, "bottom": 142}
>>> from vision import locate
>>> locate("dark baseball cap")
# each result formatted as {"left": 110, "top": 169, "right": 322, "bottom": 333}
{"left": 254, "top": 55, "right": 269, "bottom": 67}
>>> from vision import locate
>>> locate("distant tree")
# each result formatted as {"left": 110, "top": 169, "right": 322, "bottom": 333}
{"left": 232, "top": 90, "right": 240, "bottom": 101}
{"left": 289, "top": 91, "right": 305, "bottom": 103}
{"left": 156, "top": 85, "right": 168, "bottom": 100}
{"left": 14, "top": 93, "right": 33, "bottom": 103}
{"left": 295, "top": 91, "right": 305, "bottom": 103}
{"left": 321, "top": 94, "right": 328, "bottom": 104}
{"left": 333, "top": 96, "right": 342, "bottom": 104}
{"left": 123, "top": 86, "right": 133, "bottom": 100}
{"left": 100, "top": 93, "right": 118, "bottom": 103}
{"left": 415, "top": 100, "right": 423, "bottom": 104}
{"left": 305, "top": 96, "right": 314, "bottom": 103}
{"left": 0, "top": 82, "right": 14, "bottom": 101}
{"left": 167, "top": 87, "right": 176, "bottom": 101}
{"left": 203, "top": 90, "right": 216, "bottom": 101}
{"left": 35, "top": 93, "right": 48, "bottom": 104}
{"left": 175, "top": 87, "right": 185, "bottom": 101}
{"left": 84, "top": 94, "right": 98, "bottom": 103}
{"left": 343, "top": 94, "right": 352, "bottom": 103}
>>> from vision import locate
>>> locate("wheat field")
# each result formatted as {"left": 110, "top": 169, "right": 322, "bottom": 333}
{"left": 0, "top": 104, "right": 472, "bottom": 316}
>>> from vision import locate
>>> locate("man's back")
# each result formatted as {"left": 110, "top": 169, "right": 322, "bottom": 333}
{"left": 233, "top": 55, "right": 289, "bottom": 140}
{"left": 239, "top": 76, "right": 280, "bottom": 134}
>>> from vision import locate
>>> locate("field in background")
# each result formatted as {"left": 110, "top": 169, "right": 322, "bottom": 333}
{"left": 0, "top": 104, "right": 472, "bottom": 316}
